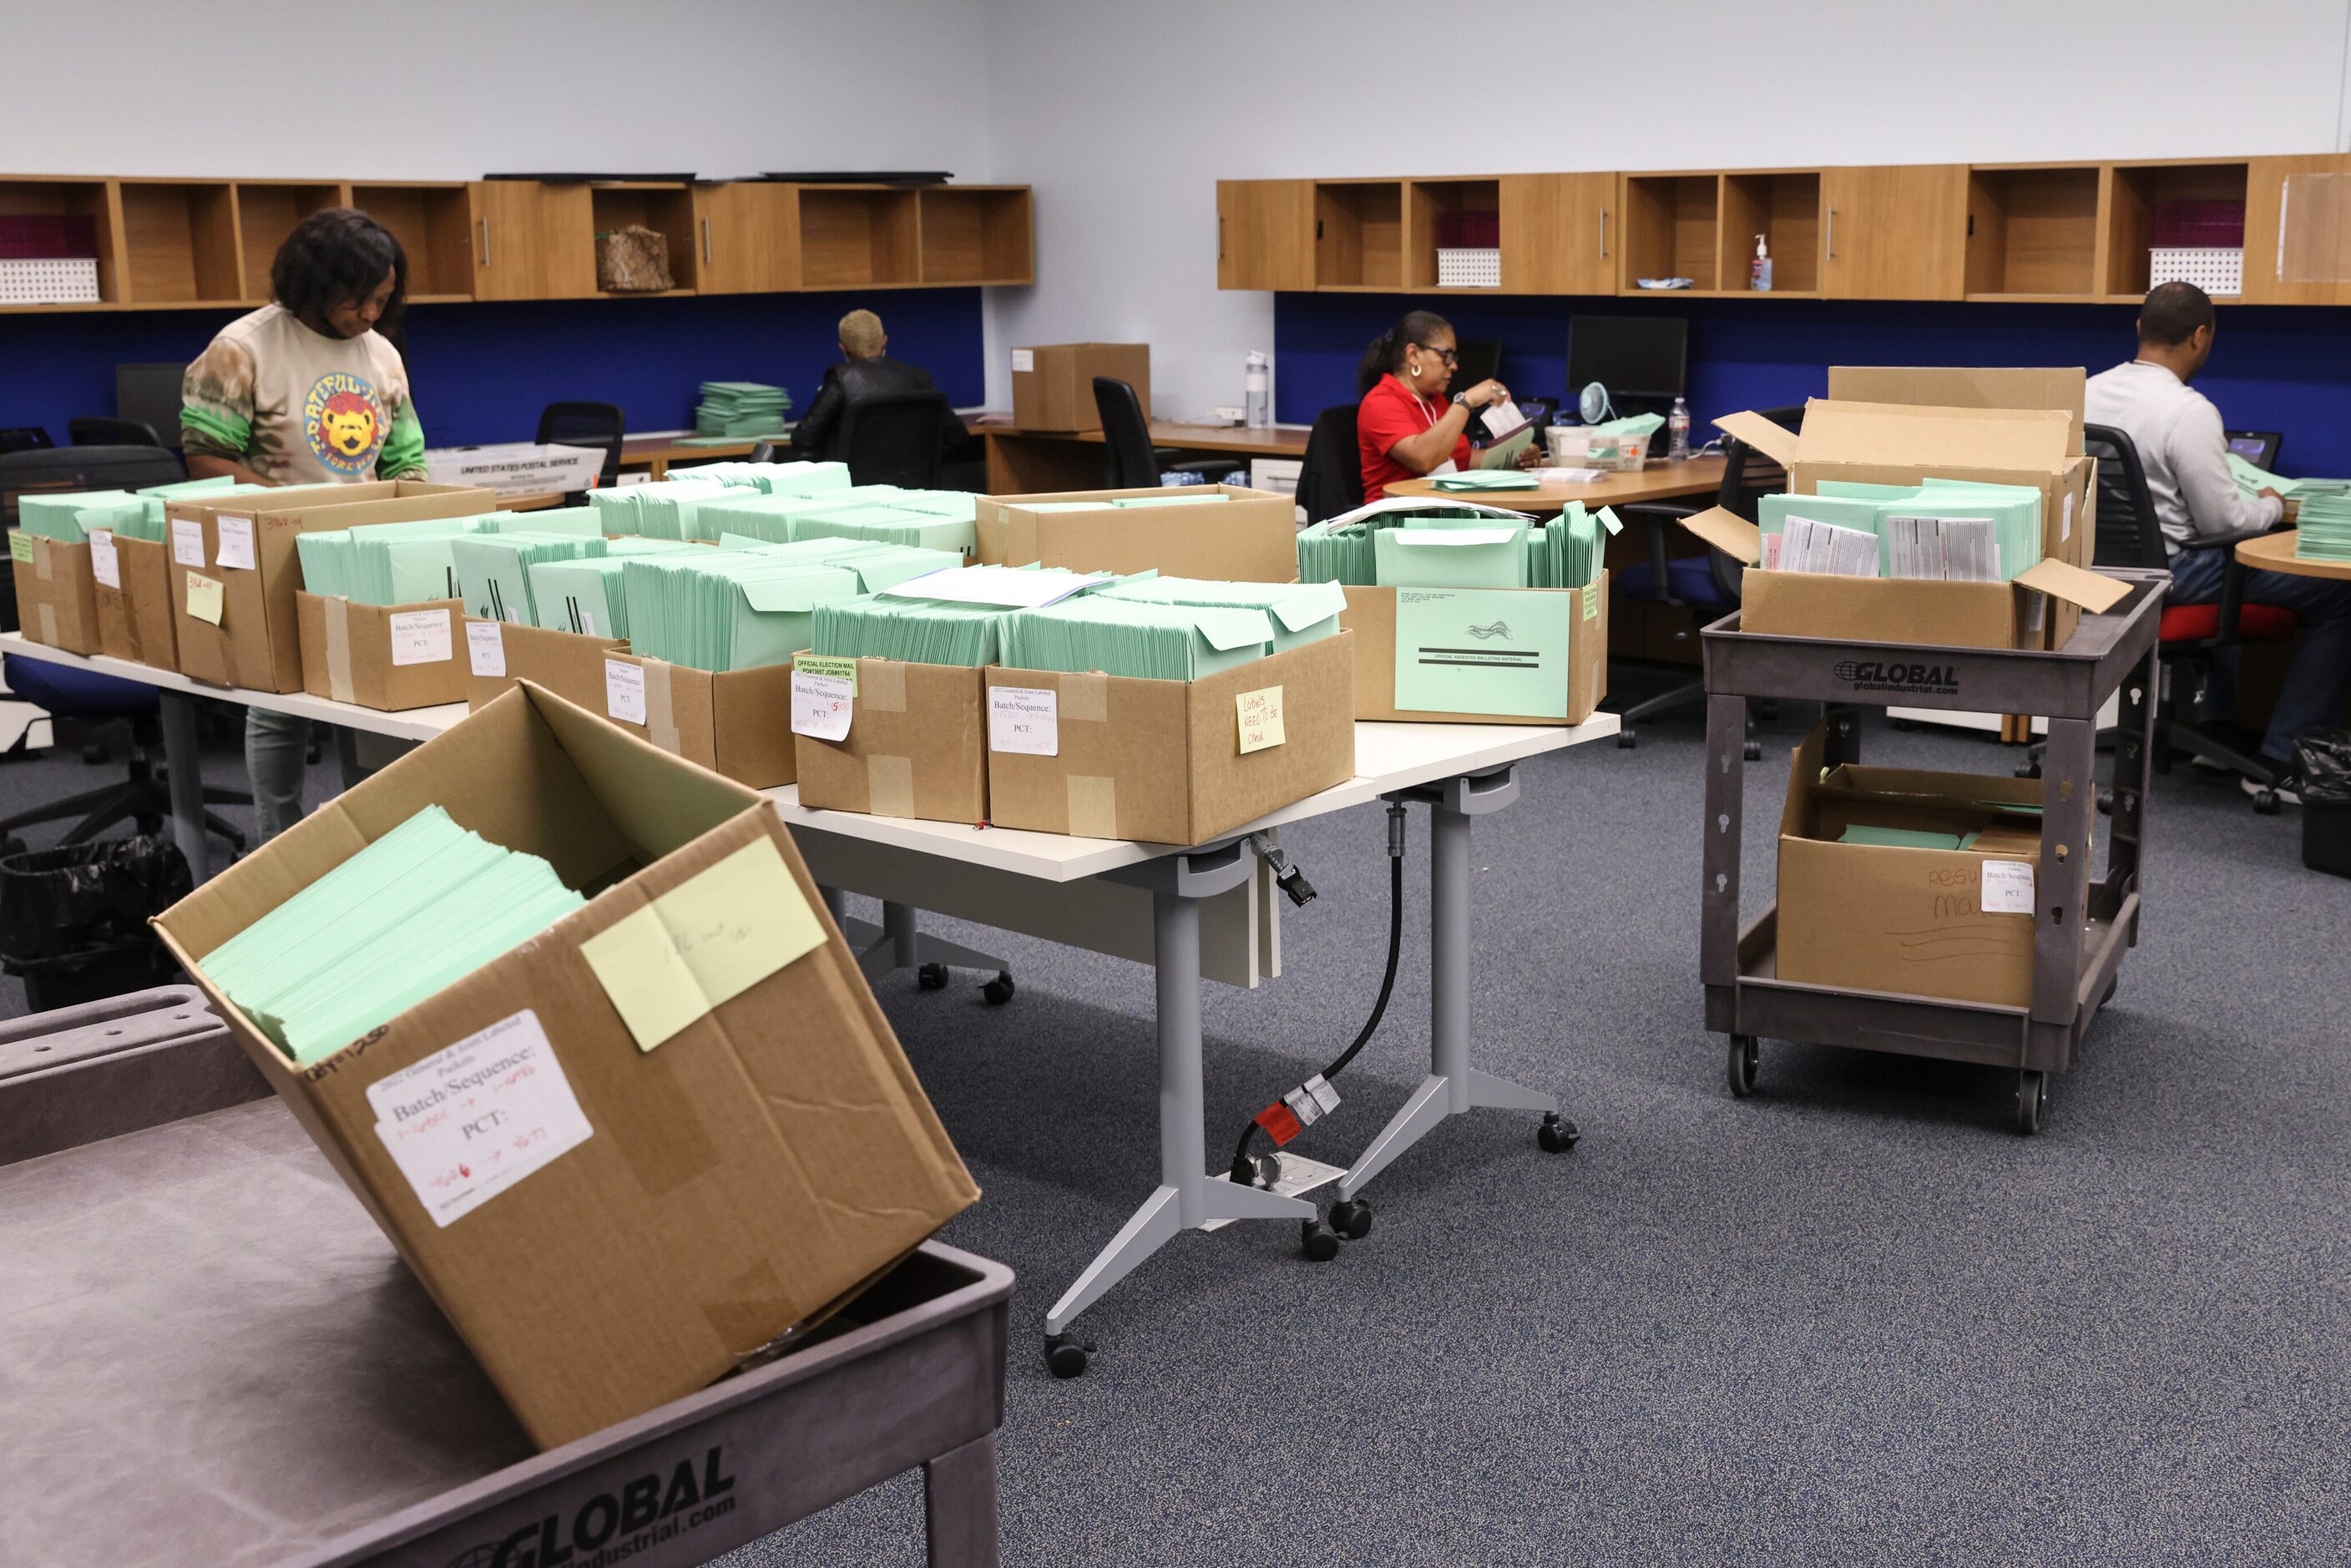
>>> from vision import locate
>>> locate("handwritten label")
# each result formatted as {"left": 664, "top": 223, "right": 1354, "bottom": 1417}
{"left": 7, "top": 531, "right": 29, "bottom": 564}
{"left": 794, "top": 654, "right": 858, "bottom": 691}
{"left": 185, "top": 572, "right": 225, "bottom": 625}
{"left": 988, "top": 685, "right": 1059, "bottom": 756}
{"left": 1236, "top": 685, "right": 1286, "bottom": 754}
{"left": 604, "top": 659, "right": 647, "bottom": 725}
{"left": 366, "top": 1009, "right": 593, "bottom": 1228}
{"left": 2061, "top": 491, "right": 2074, "bottom": 544}
{"left": 1980, "top": 859, "right": 2035, "bottom": 916}
{"left": 89, "top": 529, "right": 120, "bottom": 589}
{"left": 389, "top": 608, "right": 453, "bottom": 665}
{"left": 466, "top": 620, "right": 506, "bottom": 677}
{"left": 1010, "top": 348, "right": 1035, "bottom": 372}
{"left": 790, "top": 670, "right": 854, "bottom": 741}
{"left": 215, "top": 515, "right": 257, "bottom": 571}
{"left": 171, "top": 518, "right": 207, "bottom": 568}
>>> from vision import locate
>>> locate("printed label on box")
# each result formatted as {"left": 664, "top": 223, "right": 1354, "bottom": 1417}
{"left": 466, "top": 620, "right": 506, "bottom": 677}
{"left": 605, "top": 659, "right": 647, "bottom": 726}
{"left": 790, "top": 670, "right": 854, "bottom": 741}
{"left": 366, "top": 1009, "right": 594, "bottom": 1228}
{"left": 795, "top": 654, "right": 858, "bottom": 691}
{"left": 1011, "top": 348, "right": 1035, "bottom": 372}
{"left": 215, "top": 515, "right": 257, "bottom": 571}
{"left": 389, "top": 608, "right": 454, "bottom": 666}
{"left": 2061, "top": 492, "right": 2074, "bottom": 545}
{"left": 988, "top": 685, "right": 1059, "bottom": 756}
{"left": 1980, "top": 859, "right": 2035, "bottom": 916}
{"left": 89, "top": 529, "right": 119, "bottom": 589}
{"left": 171, "top": 518, "right": 206, "bottom": 569}
{"left": 1236, "top": 685, "right": 1286, "bottom": 753}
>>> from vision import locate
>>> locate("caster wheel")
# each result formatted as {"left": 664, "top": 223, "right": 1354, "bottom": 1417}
{"left": 2253, "top": 789, "right": 2282, "bottom": 816}
{"left": 1537, "top": 1112, "right": 1580, "bottom": 1154}
{"left": 2014, "top": 760, "right": 2042, "bottom": 780}
{"left": 1743, "top": 741, "right": 1763, "bottom": 762}
{"left": 917, "top": 963, "right": 948, "bottom": 991}
{"left": 81, "top": 741, "right": 109, "bottom": 766}
{"left": 1329, "top": 1198, "right": 1373, "bottom": 1240}
{"left": 1616, "top": 729, "right": 1636, "bottom": 750}
{"left": 2096, "top": 787, "right": 2115, "bottom": 817}
{"left": 1044, "top": 1332, "right": 1091, "bottom": 1378}
{"left": 1300, "top": 1219, "right": 1340, "bottom": 1262}
{"left": 981, "top": 972, "right": 1016, "bottom": 1005}
{"left": 1727, "top": 1034, "right": 1759, "bottom": 1099}
{"left": 1890, "top": 716, "right": 1918, "bottom": 732}
{"left": 2015, "top": 1070, "right": 2047, "bottom": 1135}
{"left": 2099, "top": 977, "right": 2117, "bottom": 1010}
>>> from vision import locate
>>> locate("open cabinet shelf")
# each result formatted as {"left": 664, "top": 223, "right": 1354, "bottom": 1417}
{"left": 232, "top": 181, "right": 347, "bottom": 303}
{"left": 1721, "top": 171, "right": 1820, "bottom": 294}
{"left": 1315, "top": 180, "right": 1403, "bottom": 290}
{"left": 1623, "top": 175, "right": 1722, "bottom": 291}
{"left": 350, "top": 183, "right": 473, "bottom": 299}
{"left": 1964, "top": 164, "right": 2102, "bottom": 298}
{"left": 115, "top": 179, "right": 241, "bottom": 306}
{"left": 1408, "top": 178, "right": 1499, "bottom": 290}
{"left": 590, "top": 183, "right": 700, "bottom": 294}
{"left": 918, "top": 186, "right": 1032, "bottom": 285}
{"left": 0, "top": 177, "right": 119, "bottom": 307}
{"left": 796, "top": 186, "right": 920, "bottom": 289}
{"left": 2104, "top": 159, "right": 2249, "bottom": 299}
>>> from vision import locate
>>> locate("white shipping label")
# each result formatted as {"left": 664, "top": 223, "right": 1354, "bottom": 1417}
{"left": 88, "top": 530, "right": 119, "bottom": 589}
{"left": 2062, "top": 491, "right": 2075, "bottom": 544}
{"left": 366, "top": 1009, "right": 594, "bottom": 1228}
{"left": 215, "top": 514, "right": 257, "bottom": 571}
{"left": 388, "top": 608, "right": 454, "bottom": 665}
{"left": 1980, "top": 859, "right": 2036, "bottom": 916}
{"left": 789, "top": 671, "right": 854, "bottom": 741}
{"left": 170, "top": 518, "right": 206, "bottom": 569}
{"left": 605, "top": 659, "right": 647, "bottom": 725}
{"left": 1010, "top": 348, "right": 1035, "bottom": 372}
{"left": 988, "top": 685, "right": 1059, "bottom": 756}
{"left": 466, "top": 620, "right": 506, "bottom": 677}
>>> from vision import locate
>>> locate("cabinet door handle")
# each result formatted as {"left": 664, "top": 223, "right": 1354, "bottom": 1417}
{"left": 478, "top": 216, "right": 490, "bottom": 268}
{"left": 1218, "top": 215, "right": 1226, "bottom": 263}
{"left": 1826, "top": 207, "right": 1836, "bottom": 261}
{"left": 1598, "top": 206, "right": 1607, "bottom": 260}
{"left": 701, "top": 217, "right": 712, "bottom": 266}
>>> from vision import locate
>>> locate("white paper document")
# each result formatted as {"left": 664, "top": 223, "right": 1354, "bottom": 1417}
{"left": 882, "top": 564, "right": 1111, "bottom": 609}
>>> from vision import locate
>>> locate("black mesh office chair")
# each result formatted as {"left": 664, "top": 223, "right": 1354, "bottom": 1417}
{"left": 68, "top": 417, "right": 164, "bottom": 448}
{"left": 1091, "top": 377, "right": 1244, "bottom": 489}
{"left": 535, "top": 401, "right": 624, "bottom": 499}
{"left": 1294, "top": 404, "right": 1363, "bottom": 523}
{"left": 0, "top": 429, "right": 53, "bottom": 457}
{"left": 838, "top": 390, "right": 950, "bottom": 488}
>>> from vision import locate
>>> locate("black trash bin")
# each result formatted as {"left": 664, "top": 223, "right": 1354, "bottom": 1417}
{"left": 2296, "top": 731, "right": 2351, "bottom": 879}
{"left": 0, "top": 836, "right": 192, "bottom": 1010}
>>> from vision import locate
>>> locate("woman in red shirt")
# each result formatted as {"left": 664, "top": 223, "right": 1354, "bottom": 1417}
{"left": 1355, "top": 310, "right": 1514, "bottom": 500}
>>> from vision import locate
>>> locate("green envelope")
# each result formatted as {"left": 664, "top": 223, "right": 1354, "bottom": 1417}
{"left": 1374, "top": 525, "right": 1530, "bottom": 588}
{"left": 451, "top": 533, "right": 607, "bottom": 625}
{"left": 529, "top": 557, "right": 631, "bottom": 639}
{"left": 1097, "top": 575, "right": 1344, "bottom": 651}
{"left": 794, "top": 505, "right": 976, "bottom": 554}
{"left": 695, "top": 493, "right": 844, "bottom": 544}
{"left": 999, "top": 595, "right": 1275, "bottom": 680}
{"left": 1392, "top": 586, "right": 1575, "bottom": 718}
{"left": 18, "top": 489, "right": 146, "bottom": 544}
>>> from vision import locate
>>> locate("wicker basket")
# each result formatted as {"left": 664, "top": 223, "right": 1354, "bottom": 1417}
{"left": 595, "top": 225, "right": 675, "bottom": 293}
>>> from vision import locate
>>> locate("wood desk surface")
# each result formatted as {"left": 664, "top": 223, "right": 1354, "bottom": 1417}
{"left": 1387, "top": 456, "right": 1726, "bottom": 513}
{"left": 978, "top": 419, "right": 1313, "bottom": 458}
{"left": 2237, "top": 529, "right": 2351, "bottom": 581}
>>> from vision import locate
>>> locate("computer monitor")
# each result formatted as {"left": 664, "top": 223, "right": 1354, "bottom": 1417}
{"left": 1566, "top": 316, "right": 1687, "bottom": 410}
{"left": 2225, "top": 430, "right": 2283, "bottom": 470}
{"left": 1452, "top": 338, "right": 1503, "bottom": 392}
{"left": 116, "top": 363, "right": 187, "bottom": 448}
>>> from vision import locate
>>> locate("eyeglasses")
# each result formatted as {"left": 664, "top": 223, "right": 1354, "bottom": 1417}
{"left": 1411, "top": 344, "right": 1460, "bottom": 367}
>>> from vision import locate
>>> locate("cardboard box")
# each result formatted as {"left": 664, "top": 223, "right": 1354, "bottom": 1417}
{"left": 983, "top": 632, "right": 1355, "bottom": 844}
{"left": 1775, "top": 725, "right": 2050, "bottom": 1008}
{"left": 9, "top": 531, "right": 101, "bottom": 654}
{"left": 1826, "top": 365, "right": 2086, "bottom": 453}
{"left": 974, "top": 483, "right": 1298, "bottom": 582}
{"left": 1010, "top": 341, "right": 1150, "bottom": 432}
{"left": 463, "top": 620, "right": 800, "bottom": 789}
{"left": 1340, "top": 575, "right": 1610, "bottom": 725}
{"left": 165, "top": 481, "right": 490, "bottom": 692}
{"left": 793, "top": 657, "right": 988, "bottom": 825}
{"left": 153, "top": 681, "right": 977, "bottom": 1450}
{"left": 296, "top": 594, "right": 468, "bottom": 711}
{"left": 94, "top": 534, "right": 179, "bottom": 668}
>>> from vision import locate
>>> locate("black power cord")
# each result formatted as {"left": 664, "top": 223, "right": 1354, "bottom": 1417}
{"left": 1228, "top": 802, "right": 1408, "bottom": 1187}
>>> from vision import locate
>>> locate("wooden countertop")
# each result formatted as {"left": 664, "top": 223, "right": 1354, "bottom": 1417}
{"left": 1387, "top": 456, "right": 1726, "bottom": 513}
{"left": 2237, "top": 529, "right": 2351, "bottom": 581}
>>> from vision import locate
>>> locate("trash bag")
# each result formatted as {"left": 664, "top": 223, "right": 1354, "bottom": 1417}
{"left": 2295, "top": 730, "right": 2351, "bottom": 804}
{"left": 0, "top": 836, "right": 191, "bottom": 1009}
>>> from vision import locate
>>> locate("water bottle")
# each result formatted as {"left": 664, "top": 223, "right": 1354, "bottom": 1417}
{"left": 1668, "top": 396, "right": 1691, "bottom": 461}
{"left": 1244, "top": 351, "right": 1271, "bottom": 430}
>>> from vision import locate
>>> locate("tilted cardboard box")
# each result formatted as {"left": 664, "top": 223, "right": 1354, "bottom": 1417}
{"left": 974, "top": 483, "right": 1300, "bottom": 584}
{"left": 1010, "top": 341, "right": 1150, "bottom": 432}
{"left": 793, "top": 656, "right": 989, "bottom": 826}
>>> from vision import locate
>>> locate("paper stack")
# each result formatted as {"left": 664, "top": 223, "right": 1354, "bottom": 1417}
{"left": 1430, "top": 469, "right": 1541, "bottom": 493}
{"left": 695, "top": 381, "right": 791, "bottom": 438}
{"left": 621, "top": 552, "right": 865, "bottom": 671}
{"left": 811, "top": 566, "right": 1104, "bottom": 667}
{"left": 695, "top": 494, "right": 847, "bottom": 544}
{"left": 199, "top": 805, "right": 584, "bottom": 1066}
{"left": 137, "top": 476, "right": 271, "bottom": 537}
{"left": 1767, "top": 516, "right": 1879, "bottom": 576}
{"left": 1758, "top": 479, "right": 2042, "bottom": 581}
{"left": 793, "top": 503, "right": 977, "bottom": 555}
{"left": 15, "top": 489, "right": 147, "bottom": 544}
{"left": 2295, "top": 491, "right": 2351, "bottom": 564}
{"left": 670, "top": 459, "right": 850, "bottom": 496}
{"left": 451, "top": 532, "right": 609, "bottom": 625}
{"left": 1000, "top": 594, "right": 1276, "bottom": 680}
{"left": 1095, "top": 575, "right": 1345, "bottom": 652}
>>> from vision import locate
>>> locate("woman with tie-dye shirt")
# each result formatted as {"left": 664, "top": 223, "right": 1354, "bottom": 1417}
{"left": 181, "top": 208, "right": 427, "bottom": 838}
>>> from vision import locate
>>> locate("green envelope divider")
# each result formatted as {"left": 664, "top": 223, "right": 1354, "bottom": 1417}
{"left": 451, "top": 533, "right": 609, "bottom": 625}
{"left": 1095, "top": 575, "right": 1345, "bottom": 650}
{"left": 999, "top": 595, "right": 1275, "bottom": 680}
{"left": 18, "top": 489, "right": 148, "bottom": 544}
{"left": 620, "top": 552, "right": 868, "bottom": 671}
{"left": 1374, "top": 524, "right": 1530, "bottom": 588}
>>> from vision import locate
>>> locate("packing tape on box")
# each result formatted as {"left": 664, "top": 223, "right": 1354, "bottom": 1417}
{"left": 860, "top": 659, "right": 907, "bottom": 714}
{"left": 1060, "top": 671, "right": 1109, "bottom": 724}
{"left": 643, "top": 659, "right": 681, "bottom": 755}
{"left": 34, "top": 539, "right": 52, "bottom": 582}
{"left": 323, "top": 595, "right": 356, "bottom": 705}
{"left": 37, "top": 604, "right": 57, "bottom": 645}
{"left": 866, "top": 754, "right": 914, "bottom": 817}
{"left": 1067, "top": 774, "right": 1118, "bottom": 837}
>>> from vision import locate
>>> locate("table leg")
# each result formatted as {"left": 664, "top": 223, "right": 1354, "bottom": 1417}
{"left": 1339, "top": 766, "right": 1558, "bottom": 1203}
{"left": 157, "top": 691, "right": 210, "bottom": 883}
{"left": 832, "top": 898, "right": 1011, "bottom": 985}
{"left": 922, "top": 1432, "right": 1000, "bottom": 1568}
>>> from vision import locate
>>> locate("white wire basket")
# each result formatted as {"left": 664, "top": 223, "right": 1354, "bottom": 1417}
{"left": 1436, "top": 248, "right": 1501, "bottom": 289}
{"left": 0, "top": 258, "right": 100, "bottom": 305}
{"left": 2149, "top": 247, "right": 2242, "bottom": 296}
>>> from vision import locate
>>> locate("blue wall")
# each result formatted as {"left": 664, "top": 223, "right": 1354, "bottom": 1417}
{"left": 1274, "top": 294, "right": 2351, "bottom": 480}
{"left": 0, "top": 289, "right": 987, "bottom": 448}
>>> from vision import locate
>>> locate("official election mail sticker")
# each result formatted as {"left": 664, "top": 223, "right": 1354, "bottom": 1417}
{"left": 367, "top": 1009, "right": 593, "bottom": 1227}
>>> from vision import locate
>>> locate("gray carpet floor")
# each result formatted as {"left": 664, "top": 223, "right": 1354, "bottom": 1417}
{"left": 7, "top": 690, "right": 2348, "bottom": 1565}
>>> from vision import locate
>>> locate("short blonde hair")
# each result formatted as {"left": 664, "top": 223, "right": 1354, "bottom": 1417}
{"left": 837, "top": 309, "right": 886, "bottom": 357}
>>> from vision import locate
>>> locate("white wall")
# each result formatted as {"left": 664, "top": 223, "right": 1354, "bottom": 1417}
{"left": 982, "top": 0, "right": 2351, "bottom": 418}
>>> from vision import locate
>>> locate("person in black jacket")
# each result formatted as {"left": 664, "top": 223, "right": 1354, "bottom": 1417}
{"left": 790, "top": 308, "right": 971, "bottom": 462}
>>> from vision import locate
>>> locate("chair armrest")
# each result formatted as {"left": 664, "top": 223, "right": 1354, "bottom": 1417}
{"left": 1617, "top": 503, "right": 1698, "bottom": 607}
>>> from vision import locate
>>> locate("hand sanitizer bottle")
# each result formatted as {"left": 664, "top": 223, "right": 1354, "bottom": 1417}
{"left": 1752, "top": 234, "right": 1773, "bottom": 292}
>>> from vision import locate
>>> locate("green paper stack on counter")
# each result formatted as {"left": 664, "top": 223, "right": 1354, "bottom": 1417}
{"left": 793, "top": 503, "right": 976, "bottom": 554}
{"left": 16, "top": 489, "right": 148, "bottom": 544}
{"left": 200, "top": 805, "right": 584, "bottom": 1067}
{"left": 620, "top": 552, "right": 866, "bottom": 671}
{"left": 695, "top": 381, "right": 791, "bottom": 437}
{"left": 1430, "top": 469, "right": 1541, "bottom": 493}
{"left": 1095, "top": 574, "right": 1345, "bottom": 652}
{"left": 451, "top": 533, "right": 609, "bottom": 625}
{"left": 809, "top": 565, "right": 1101, "bottom": 667}
{"left": 2227, "top": 452, "right": 2351, "bottom": 504}
{"left": 1000, "top": 594, "right": 1277, "bottom": 680}
{"left": 136, "top": 476, "right": 271, "bottom": 537}
{"left": 2295, "top": 491, "right": 2351, "bottom": 563}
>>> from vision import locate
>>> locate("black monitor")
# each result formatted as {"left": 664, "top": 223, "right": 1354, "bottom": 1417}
{"left": 2225, "top": 430, "right": 2283, "bottom": 470}
{"left": 116, "top": 363, "right": 186, "bottom": 448}
{"left": 1452, "top": 338, "right": 1502, "bottom": 391}
{"left": 1566, "top": 316, "right": 1686, "bottom": 407}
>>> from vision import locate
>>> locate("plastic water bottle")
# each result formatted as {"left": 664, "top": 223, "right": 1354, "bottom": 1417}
{"left": 1668, "top": 396, "right": 1691, "bottom": 461}
{"left": 1244, "top": 351, "right": 1271, "bottom": 429}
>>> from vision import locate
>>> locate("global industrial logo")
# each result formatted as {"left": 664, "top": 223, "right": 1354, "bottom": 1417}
{"left": 1832, "top": 656, "right": 1960, "bottom": 696}
{"left": 449, "top": 1444, "right": 736, "bottom": 1568}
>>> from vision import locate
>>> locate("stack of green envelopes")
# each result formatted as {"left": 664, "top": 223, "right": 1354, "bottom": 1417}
{"left": 524, "top": 540, "right": 706, "bottom": 638}
{"left": 16, "top": 489, "right": 148, "bottom": 544}
{"left": 452, "top": 533, "right": 609, "bottom": 625}
{"left": 1000, "top": 592, "right": 1277, "bottom": 680}
{"left": 1375, "top": 522, "right": 1529, "bottom": 587}
{"left": 670, "top": 459, "right": 851, "bottom": 496}
{"left": 695, "top": 381, "right": 791, "bottom": 437}
{"left": 1095, "top": 575, "right": 1345, "bottom": 651}
{"left": 1758, "top": 479, "right": 2042, "bottom": 581}
{"left": 297, "top": 518, "right": 487, "bottom": 605}
{"left": 137, "top": 476, "right": 271, "bottom": 538}
{"left": 718, "top": 536, "right": 962, "bottom": 593}
{"left": 2227, "top": 453, "right": 2351, "bottom": 503}
{"left": 810, "top": 566, "right": 1099, "bottom": 666}
{"left": 621, "top": 552, "right": 866, "bottom": 671}
{"left": 1838, "top": 824, "right": 1984, "bottom": 850}
{"left": 586, "top": 478, "right": 736, "bottom": 539}
{"left": 1430, "top": 469, "right": 1541, "bottom": 493}
{"left": 200, "top": 805, "right": 584, "bottom": 1067}
{"left": 2296, "top": 491, "right": 2351, "bottom": 563}
{"left": 1299, "top": 499, "right": 1606, "bottom": 590}
{"left": 695, "top": 493, "right": 848, "bottom": 544}
{"left": 793, "top": 503, "right": 975, "bottom": 554}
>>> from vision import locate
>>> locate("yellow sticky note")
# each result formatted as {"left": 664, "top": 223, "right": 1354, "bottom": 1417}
{"left": 1237, "top": 685, "right": 1286, "bottom": 754}
{"left": 8, "top": 531, "right": 30, "bottom": 564}
{"left": 579, "top": 833, "right": 827, "bottom": 1051}
{"left": 186, "top": 572, "right": 225, "bottom": 625}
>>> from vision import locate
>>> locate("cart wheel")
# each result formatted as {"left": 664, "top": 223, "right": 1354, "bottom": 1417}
{"left": 1330, "top": 1198, "right": 1373, "bottom": 1240}
{"left": 2015, "top": 1070, "right": 2046, "bottom": 1136}
{"left": 1616, "top": 727, "right": 1637, "bottom": 750}
{"left": 917, "top": 963, "right": 948, "bottom": 991}
{"left": 1889, "top": 716, "right": 1918, "bottom": 732}
{"left": 2253, "top": 788, "right": 2282, "bottom": 816}
{"left": 1537, "top": 1112, "right": 1580, "bottom": 1154}
{"left": 1727, "top": 1034, "right": 1759, "bottom": 1099}
{"left": 1300, "top": 1218, "right": 1340, "bottom": 1262}
{"left": 2014, "top": 760, "right": 2042, "bottom": 780}
{"left": 981, "top": 971, "right": 1016, "bottom": 1005}
{"left": 1044, "top": 1332, "right": 1091, "bottom": 1378}
{"left": 1743, "top": 740, "right": 1763, "bottom": 761}
{"left": 2100, "top": 976, "right": 2117, "bottom": 1009}
{"left": 2096, "top": 787, "right": 2115, "bottom": 817}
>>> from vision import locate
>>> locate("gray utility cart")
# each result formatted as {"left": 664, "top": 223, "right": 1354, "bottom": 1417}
{"left": 1697, "top": 571, "right": 2165, "bottom": 1134}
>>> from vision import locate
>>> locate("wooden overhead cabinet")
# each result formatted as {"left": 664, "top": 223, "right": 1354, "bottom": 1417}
{"left": 692, "top": 181, "right": 788, "bottom": 295}
{"left": 2242, "top": 154, "right": 2351, "bottom": 305}
{"left": 919, "top": 186, "right": 1034, "bottom": 285}
{"left": 1819, "top": 164, "right": 1966, "bottom": 300}
{"left": 1498, "top": 173, "right": 1616, "bottom": 296}
{"left": 115, "top": 179, "right": 242, "bottom": 306}
{"left": 351, "top": 182, "right": 473, "bottom": 301}
{"left": 1216, "top": 180, "right": 1313, "bottom": 291}
{"left": 233, "top": 181, "right": 346, "bottom": 303}
{"left": 466, "top": 180, "right": 594, "bottom": 301}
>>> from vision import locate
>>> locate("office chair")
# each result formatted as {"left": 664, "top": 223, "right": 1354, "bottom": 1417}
{"left": 2, "top": 428, "right": 56, "bottom": 457}
{"left": 0, "top": 655, "right": 248, "bottom": 858}
{"left": 1294, "top": 404, "right": 1364, "bottom": 523}
{"left": 2, "top": 446, "right": 189, "bottom": 631}
{"left": 1091, "top": 377, "right": 1244, "bottom": 489}
{"left": 1610, "top": 405, "right": 1806, "bottom": 756}
{"left": 535, "top": 401, "right": 624, "bottom": 500}
{"left": 68, "top": 417, "right": 164, "bottom": 448}
{"left": 838, "top": 390, "right": 950, "bottom": 488}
